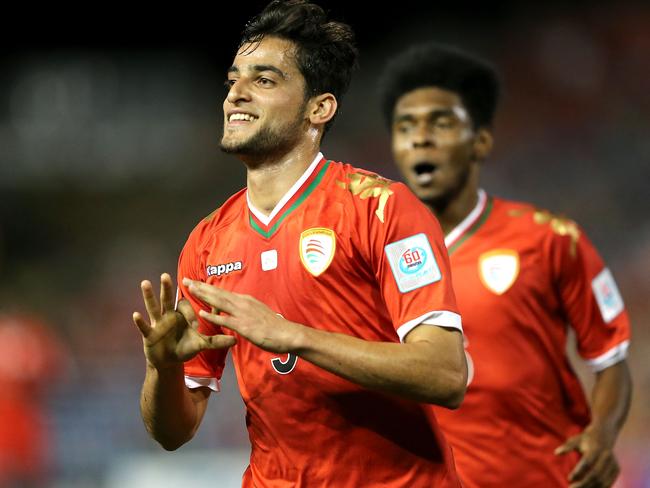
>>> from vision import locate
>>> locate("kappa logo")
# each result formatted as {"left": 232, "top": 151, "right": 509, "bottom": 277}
{"left": 478, "top": 249, "right": 519, "bottom": 295}
{"left": 299, "top": 228, "right": 336, "bottom": 277}
{"left": 206, "top": 261, "right": 243, "bottom": 277}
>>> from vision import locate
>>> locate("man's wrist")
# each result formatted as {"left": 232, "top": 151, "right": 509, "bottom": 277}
{"left": 289, "top": 320, "right": 312, "bottom": 355}
{"left": 146, "top": 359, "right": 184, "bottom": 375}
{"left": 584, "top": 422, "right": 618, "bottom": 448}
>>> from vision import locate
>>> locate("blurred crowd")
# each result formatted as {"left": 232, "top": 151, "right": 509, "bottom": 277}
{"left": 1, "top": 2, "right": 648, "bottom": 486}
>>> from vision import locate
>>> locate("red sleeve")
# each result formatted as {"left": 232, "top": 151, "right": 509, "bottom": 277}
{"left": 176, "top": 222, "right": 228, "bottom": 385}
{"left": 365, "top": 182, "right": 460, "bottom": 341}
{"left": 548, "top": 221, "right": 630, "bottom": 370}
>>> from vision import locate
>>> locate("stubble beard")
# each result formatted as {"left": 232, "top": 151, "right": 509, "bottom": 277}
{"left": 220, "top": 108, "right": 306, "bottom": 164}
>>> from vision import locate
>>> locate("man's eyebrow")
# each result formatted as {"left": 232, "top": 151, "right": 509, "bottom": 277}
{"left": 395, "top": 108, "right": 458, "bottom": 122}
{"left": 394, "top": 113, "right": 416, "bottom": 123}
{"left": 251, "top": 64, "right": 287, "bottom": 78}
{"left": 227, "top": 64, "right": 287, "bottom": 79}
{"left": 429, "top": 108, "right": 457, "bottom": 117}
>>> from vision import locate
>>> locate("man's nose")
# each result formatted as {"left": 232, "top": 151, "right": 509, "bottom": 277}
{"left": 226, "top": 79, "right": 252, "bottom": 104}
{"left": 412, "top": 125, "right": 435, "bottom": 148}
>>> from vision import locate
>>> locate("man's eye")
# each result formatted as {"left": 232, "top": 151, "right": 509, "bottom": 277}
{"left": 435, "top": 119, "right": 455, "bottom": 129}
{"left": 225, "top": 79, "right": 236, "bottom": 90}
{"left": 258, "top": 77, "right": 274, "bottom": 86}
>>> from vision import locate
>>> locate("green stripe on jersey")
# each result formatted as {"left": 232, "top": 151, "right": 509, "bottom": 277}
{"left": 249, "top": 160, "right": 331, "bottom": 238}
{"left": 448, "top": 197, "right": 493, "bottom": 256}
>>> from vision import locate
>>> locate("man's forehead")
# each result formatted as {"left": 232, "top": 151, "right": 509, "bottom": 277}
{"left": 232, "top": 37, "right": 298, "bottom": 72}
{"left": 395, "top": 102, "right": 469, "bottom": 123}
{"left": 396, "top": 87, "right": 464, "bottom": 110}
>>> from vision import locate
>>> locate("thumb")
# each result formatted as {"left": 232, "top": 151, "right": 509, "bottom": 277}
{"left": 555, "top": 434, "right": 582, "bottom": 456}
{"left": 204, "top": 334, "right": 237, "bottom": 350}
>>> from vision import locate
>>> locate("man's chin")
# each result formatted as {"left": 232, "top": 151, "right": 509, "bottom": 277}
{"left": 412, "top": 186, "right": 440, "bottom": 201}
{"left": 220, "top": 138, "right": 254, "bottom": 155}
{"left": 219, "top": 142, "right": 243, "bottom": 154}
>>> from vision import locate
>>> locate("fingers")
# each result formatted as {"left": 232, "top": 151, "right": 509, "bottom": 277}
{"left": 555, "top": 435, "right": 581, "bottom": 456}
{"left": 141, "top": 280, "right": 162, "bottom": 322}
{"left": 144, "top": 312, "right": 181, "bottom": 344}
{"left": 160, "top": 273, "right": 176, "bottom": 313}
{"left": 203, "top": 333, "right": 237, "bottom": 349}
{"left": 601, "top": 457, "right": 620, "bottom": 488}
{"left": 183, "top": 278, "right": 235, "bottom": 314}
{"left": 569, "top": 452, "right": 596, "bottom": 484}
{"left": 133, "top": 312, "right": 151, "bottom": 338}
{"left": 569, "top": 453, "right": 619, "bottom": 488}
{"left": 199, "top": 309, "right": 236, "bottom": 332}
{"left": 177, "top": 299, "right": 199, "bottom": 329}
{"left": 569, "top": 456, "right": 619, "bottom": 488}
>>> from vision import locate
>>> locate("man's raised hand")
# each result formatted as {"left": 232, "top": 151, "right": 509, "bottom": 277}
{"left": 133, "top": 273, "right": 236, "bottom": 369}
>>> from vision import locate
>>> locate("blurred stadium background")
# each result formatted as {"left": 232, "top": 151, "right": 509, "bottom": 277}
{"left": 1, "top": 1, "right": 648, "bottom": 486}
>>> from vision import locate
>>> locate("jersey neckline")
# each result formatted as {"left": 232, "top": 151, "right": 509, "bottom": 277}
{"left": 445, "top": 189, "right": 493, "bottom": 255}
{"left": 247, "top": 153, "right": 331, "bottom": 239}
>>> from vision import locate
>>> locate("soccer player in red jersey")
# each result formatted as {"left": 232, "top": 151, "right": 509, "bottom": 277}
{"left": 379, "top": 43, "right": 632, "bottom": 488}
{"left": 132, "top": 3, "right": 468, "bottom": 486}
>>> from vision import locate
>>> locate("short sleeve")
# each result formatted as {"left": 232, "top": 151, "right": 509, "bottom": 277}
{"left": 365, "top": 182, "right": 461, "bottom": 342}
{"left": 548, "top": 222, "right": 631, "bottom": 372}
{"left": 177, "top": 224, "right": 228, "bottom": 389}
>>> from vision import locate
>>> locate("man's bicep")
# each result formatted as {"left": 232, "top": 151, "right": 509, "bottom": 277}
{"left": 404, "top": 323, "right": 463, "bottom": 349}
{"left": 404, "top": 324, "right": 468, "bottom": 390}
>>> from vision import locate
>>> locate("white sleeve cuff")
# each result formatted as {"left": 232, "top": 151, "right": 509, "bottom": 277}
{"left": 584, "top": 340, "right": 630, "bottom": 372}
{"left": 184, "top": 376, "right": 221, "bottom": 392}
{"left": 396, "top": 310, "right": 463, "bottom": 343}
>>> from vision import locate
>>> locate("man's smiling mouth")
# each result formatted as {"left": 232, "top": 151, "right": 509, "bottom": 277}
{"left": 228, "top": 113, "right": 258, "bottom": 123}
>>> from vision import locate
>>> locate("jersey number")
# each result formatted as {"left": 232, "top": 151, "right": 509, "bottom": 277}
{"left": 271, "top": 354, "right": 298, "bottom": 374}
{"left": 270, "top": 313, "right": 298, "bottom": 374}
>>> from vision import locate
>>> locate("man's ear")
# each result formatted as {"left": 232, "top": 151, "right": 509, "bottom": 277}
{"left": 307, "top": 93, "right": 338, "bottom": 126}
{"left": 473, "top": 128, "right": 494, "bottom": 161}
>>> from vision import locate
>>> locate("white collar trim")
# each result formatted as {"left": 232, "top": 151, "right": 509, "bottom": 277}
{"left": 445, "top": 189, "right": 487, "bottom": 248}
{"left": 247, "top": 152, "right": 324, "bottom": 226}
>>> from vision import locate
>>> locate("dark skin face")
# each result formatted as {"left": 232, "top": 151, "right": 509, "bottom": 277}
{"left": 391, "top": 87, "right": 491, "bottom": 216}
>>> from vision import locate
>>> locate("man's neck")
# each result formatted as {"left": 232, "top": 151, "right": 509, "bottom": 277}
{"left": 245, "top": 145, "right": 321, "bottom": 216}
{"left": 427, "top": 169, "right": 481, "bottom": 236}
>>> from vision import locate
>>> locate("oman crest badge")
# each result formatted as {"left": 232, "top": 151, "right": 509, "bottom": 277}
{"left": 299, "top": 228, "right": 336, "bottom": 277}
{"left": 478, "top": 249, "right": 520, "bottom": 295}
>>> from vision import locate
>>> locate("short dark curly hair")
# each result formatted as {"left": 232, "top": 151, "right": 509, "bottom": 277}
{"left": 241, "top": 0, "right": 359, "bottom": 132}
{"left": 378, "top": 42, "right": 500, "bottom": 129}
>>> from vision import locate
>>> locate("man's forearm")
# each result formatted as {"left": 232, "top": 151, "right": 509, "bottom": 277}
{"left": 140, "top": 363, "right": 205, "bottom": 450}
{"left": 293, "top": 324, "right": 467, "bottom": 407}
{"left": 589, "top": 360, "right": 632, "bottom": 443}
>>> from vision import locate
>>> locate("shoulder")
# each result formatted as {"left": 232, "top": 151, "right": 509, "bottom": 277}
{"left": 489, "top": 195, "right": 584, "bottom": 254}
{"left": 185, "top": 188, "right": 247, "bottom": 249}
{"left": 327, "top": 159, "right": 423, "bottom": 219}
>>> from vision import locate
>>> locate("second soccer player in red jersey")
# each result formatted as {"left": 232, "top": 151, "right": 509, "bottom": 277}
{"left": 379, "top": 43, "right": 632, "bottom": 488}
{"left": 132, "top": 3, "right": 468, "bottom": 487}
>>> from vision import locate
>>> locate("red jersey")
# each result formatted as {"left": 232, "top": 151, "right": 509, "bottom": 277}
{"left": 435, "top": 190, "right": 631, "bottom": 487}
{"left": 177, "top": 154, "right": 463, "bottom": 487}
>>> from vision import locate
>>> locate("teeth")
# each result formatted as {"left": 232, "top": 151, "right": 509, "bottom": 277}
{"left": 416, "top": 172, "right": 434, "bottom": 185}
{"left": 229, "top": 113, "right": 256, "bottom": 122}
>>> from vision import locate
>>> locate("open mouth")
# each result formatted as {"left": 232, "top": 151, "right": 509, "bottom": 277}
{"left": 413, "top": 162, "right": 437, "bottom": 185}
